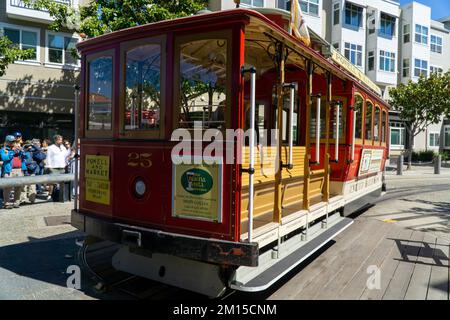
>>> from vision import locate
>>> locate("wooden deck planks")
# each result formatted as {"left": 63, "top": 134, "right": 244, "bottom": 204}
{"left": 403, "top": 233, "right": 437, "bottom": 300}
{"left": 338, "top": 223, "right": 411, "bottom": 299}
{"left": 288, "top": 219, "right": 384, "bottom": 299}
{"left": 314, "top": 220, "right": 396, "bottom": 299}
{"left": 268, "top": 218, "right": 375, "bottom": 299}
{"left": 426, "top": 238, "right": 450, "bottom": 300}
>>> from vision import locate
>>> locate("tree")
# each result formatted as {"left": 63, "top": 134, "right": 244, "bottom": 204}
{"left": 388, "top": 71, "right": 450, "bottom": 169}
{"left": 25, "top": 0, "right": 208, "bottom": 38}
{"left": 0, "top": 37, "right": 35, "bottom": 77}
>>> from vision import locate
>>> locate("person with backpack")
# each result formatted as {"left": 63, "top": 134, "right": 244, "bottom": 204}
{"left": 1, "top": 135, "right": 23, "bottom": 209}
{"left": 21, "top": 141, "right": 37, "bottom": 204}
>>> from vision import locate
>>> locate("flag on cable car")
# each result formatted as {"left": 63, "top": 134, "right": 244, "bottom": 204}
{"left": 290, "top": 0, "right": 311, "bottom": 47}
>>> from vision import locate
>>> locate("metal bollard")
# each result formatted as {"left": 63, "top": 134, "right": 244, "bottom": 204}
{"left": 397, "top": 155, "right": 403, "bottom": 175}
{"left": 434, "top": 155, "right": 441, "bottom": 174}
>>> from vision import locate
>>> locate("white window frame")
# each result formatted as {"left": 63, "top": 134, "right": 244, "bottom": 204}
{"left": 300, "top": 0, "right": 320, "bottom": 17}
{"left": 403, "top": 24, "right": 410, "bottom": 43}
{"left": 428, "top": 132, "right": 440, "bottom": 148}
{"left": 45, "top": 30, "right": 80, "bottom": 69}
{"left": 0, "top": 22, "right": 40, "bottom": 65}
{"left": 344, "top": 42, "right": 363, "bottom": 67}
{"left": 333, "top": 2, "right": 340, "bottom": 25}
{"left": 379, "top": 50, "right": 395, "bottom": 72}
{"left": 414, "top": 58, "right": 428, "bottom": 78}
{"left": 444, "top": 126, "right": 450, "bottom": 148}
{"left": 430, "top": 34, "right": 443, "bottom": 54}
{"left": 240, "top": 0, "right": 265, "bottom": 7}
{"left": 368, "top": 50, "right": 374, "bottom": 71}
{"left": 414, "top": 24, "right": 428, "bottom": 45}
{"left": 430, "top": 65, "right": 443, "bottom": 75}
{"left": 344, "top": 2, "right": 363, "bottom": 28}
{"left": 389, "top": 126, "right": 405, "bottom": 149}
{"left": 402, "top": 58, "right": 410, "bottom": 78}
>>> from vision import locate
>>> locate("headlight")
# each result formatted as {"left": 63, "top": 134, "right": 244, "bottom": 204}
{"left": 134, "top": 179, "right": 146, "bottom": 198}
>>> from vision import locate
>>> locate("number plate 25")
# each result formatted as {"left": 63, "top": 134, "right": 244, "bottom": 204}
{"left": 127, "top": 152, "right": 152, "bottom": 168}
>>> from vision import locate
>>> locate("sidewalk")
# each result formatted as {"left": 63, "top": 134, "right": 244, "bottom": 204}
{"left": 385, "top": 164, "right": 450, "bottom": 177}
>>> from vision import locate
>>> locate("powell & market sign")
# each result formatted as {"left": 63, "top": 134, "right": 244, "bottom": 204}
{"left": 85, "top": 155, "right": 111, "bottom": 205}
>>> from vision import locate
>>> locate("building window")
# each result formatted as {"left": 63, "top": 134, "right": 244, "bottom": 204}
{"left": 379, "top": 50, "right": 395, "bottom": 72}
{"left": 414, "top": 59, "right": 428, "bottom": 77}
{"left": 390, "top": 127, "right": 405, "bottom": 147}
{"left": 403, "top": 24, "right": 410, "bottom": 43}
{"left": 368, "top": 51, "right": 374, "bottom": 71}
{"left": 333, "top": 2, "right": 340, "bottom": 25}
{"left": 47, "top": 33, "right": 79, "bottom": 66}
{"left": 379, "top": 13, "right": 395, "bottom": 37}
{"left": 241, "top": 0, "right": 264, "bottom": 7}
{"left": 429, "top": 132, "right": 440, "bottom": 147}
{"left": 430, "top": 66, "right": 443, "bottom": 75}
{"left": 300, "top": 0, "right": 319, "bottom": 16}
{"left": 344, "top": 2, "right": 362, "bottom": 28}
{"left": 3, "top": 27, "right": 38, "bottom": 61}
{"left": 431, "top": 35, "right": 442, "bottom": 54}
{"left": 402, "top": 58, "right": 409, "bottom": 78}
{"left": 414, "top": 24, "right": 428, "bottom": 45}
{"left": 344, "top": 42, "right": 362, "bottom": 67}
{"left": 445, "top": 126, "right": 450, "bottom": 147}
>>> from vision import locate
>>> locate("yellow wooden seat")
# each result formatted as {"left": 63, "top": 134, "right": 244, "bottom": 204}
{"left": 240, "top": 146, "right": 324, "bottom": 220}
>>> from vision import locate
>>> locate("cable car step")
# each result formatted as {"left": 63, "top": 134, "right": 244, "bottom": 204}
{"left": 229, "top": 216, "right": 353, "bottom": 292}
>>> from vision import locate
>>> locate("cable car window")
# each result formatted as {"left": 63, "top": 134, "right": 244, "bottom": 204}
{"left": 273, "top": 85, "right": 299, "bottom": 145}
{"left": 125, "top": 44, "right": 161, "bottom": 131}
{"left": 310, "top": 96, "right": 326, "bottom": 139}
{"left": 331, "top": 100, "right": 345, "bottom": 139}
{"left": 178, "top": 39, "right": 227, "bottom": 129}
{"left": 354, "top": 95, "right": 363, "bottom": 139}
{"left": 374, "top": 106, "right": 380, "bottom": 142}
{"left": 87, "top": 56, "right": 113, "bottom": 131}
{"left": 365, "top": 101, "right": 373, "bottom": 141}
{"left": 382, "top": 110, "right": 387, "bottom": 142}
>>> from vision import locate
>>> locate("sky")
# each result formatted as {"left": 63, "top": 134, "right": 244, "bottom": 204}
{"left": 399, "top": 0, "right": 450, "bottom": 20}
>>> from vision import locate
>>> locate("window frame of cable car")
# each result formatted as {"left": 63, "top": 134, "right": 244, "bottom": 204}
{"left": 173, "top": 30, "right": 233, "bottom": 133}
{"left": 85, "top": 49, "right": 115, "bottom": 138}
{"left": 310, "top": 95, "right": 347, "bottom": 144}
{"left": 353, "top": 92, "right": 364, "bottom": 145}
{"left": 381, "top": 110, "right": 387, "bottom": 146}
{"left": 373, "top": 105, "right": 381, "bottom": 145}
{"left": 119, "top": 35, "right": 166, "bottom": 140}
{"left": 364, "top": 99, "right": 374, "bottom": 145}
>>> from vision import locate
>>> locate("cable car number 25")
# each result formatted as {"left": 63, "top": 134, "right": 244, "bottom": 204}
{"left": 127, "top": 153, "right": 152, "bottom": 168}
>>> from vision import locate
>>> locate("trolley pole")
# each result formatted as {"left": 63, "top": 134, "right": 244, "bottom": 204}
{"left": 74, "top": 85, "right": 80, "bottom": 211}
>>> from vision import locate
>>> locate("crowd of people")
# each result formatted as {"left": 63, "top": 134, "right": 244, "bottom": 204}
{"left": 0, "top": 132, "right": 76, "bottom": 209}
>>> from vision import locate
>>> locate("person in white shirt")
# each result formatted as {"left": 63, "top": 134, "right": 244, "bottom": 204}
{"left": 46, "top": 134, "right": 71, "bottom": 200}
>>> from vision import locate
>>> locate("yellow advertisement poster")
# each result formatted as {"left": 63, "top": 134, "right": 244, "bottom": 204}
{"left": 85, "top": 155, "right": 110, "bottom": 205}
{"left": 172, "top": 158, "right": 222, "bottom": 222}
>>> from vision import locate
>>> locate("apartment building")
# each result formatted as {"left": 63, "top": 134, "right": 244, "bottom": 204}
{"left": 208, "top": 0, "right": 450, "bottom": 157}
{"left": 0, "top": 0, "right": 83, "bottom": 141}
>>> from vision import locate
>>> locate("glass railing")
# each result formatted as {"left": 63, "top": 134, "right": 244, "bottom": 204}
{"left": 10, "top": 0, "right": 71, "bottom": 12}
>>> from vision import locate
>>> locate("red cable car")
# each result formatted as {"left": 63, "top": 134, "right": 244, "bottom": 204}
{"left": 72, "top": 8, "right": 390, "bottom": 297}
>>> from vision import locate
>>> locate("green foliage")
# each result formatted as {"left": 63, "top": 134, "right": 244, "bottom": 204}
{"left": 0, "top": 36, "right": 35, "bottom": 77}
{"left": 439, "top": 152, "right": 449, "bottom": 162}
{"left": 411, "top": 150, "right": 436, "bottom": 162}
{"left": 389, "top": 71, "right": 450, "bottom": 136}
{"left": 25, "top": 0, "right": 208, "bottom": 38}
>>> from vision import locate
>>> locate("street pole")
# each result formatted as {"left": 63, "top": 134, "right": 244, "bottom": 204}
{"left": 397, "top": 154, "right": 403, "bottom": 175}
{"left": 434, "top": 154, "right": 441, "bottom": 174}
{"left": 74, "top": 85, "right": 80, "bottom": 211}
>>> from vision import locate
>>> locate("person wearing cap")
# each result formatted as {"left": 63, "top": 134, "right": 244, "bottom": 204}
{"left": 1, "top": 135, "right": 23, "bottom": 209}
{"left": 14, "top": 132, "right": 23, "bottom": 145}
{"left": 46, "top": 134, "right": 71, "bottom": 200}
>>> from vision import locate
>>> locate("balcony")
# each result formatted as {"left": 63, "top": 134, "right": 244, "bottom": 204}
{"left": 7, "top": 0, "right": 72, "bottom": 24}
